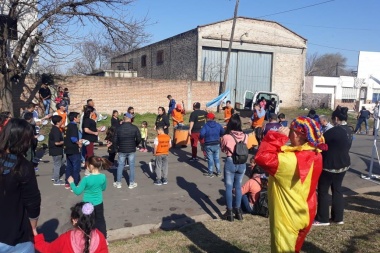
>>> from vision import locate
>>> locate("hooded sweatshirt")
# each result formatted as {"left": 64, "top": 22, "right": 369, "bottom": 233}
{"left": 221, "top": 130, "right": 248, "bottom": 156}
{"left": 200, "top": 120, "right": 225, "bottom": 146}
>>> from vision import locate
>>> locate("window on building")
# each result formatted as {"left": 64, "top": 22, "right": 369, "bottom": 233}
{"left": 342, "top": 87, "right": 358, "bottom": 103}
{"left": 141, "top": 55, "right": 147, "bottom": 68}
{"left": 157, "top": 50, "right": 164, "bottom": 65}
{"left": 372, "top": 89, "right": 380, "bottom": 102}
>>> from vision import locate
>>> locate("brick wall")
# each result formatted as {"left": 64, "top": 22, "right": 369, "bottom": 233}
{"left": 13, "top": 76, "right": 219, "bottom": 116}
{"left": 112, "top": 30, "right": 198, "bottom": 80}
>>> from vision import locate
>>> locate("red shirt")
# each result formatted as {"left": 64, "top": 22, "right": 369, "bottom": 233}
{"left": 34, "top": 229, "right": 108, "bottom": 253}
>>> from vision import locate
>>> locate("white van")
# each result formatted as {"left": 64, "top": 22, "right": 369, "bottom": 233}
{"left": 238, "top": 91, "right": 281, "bottom": 116}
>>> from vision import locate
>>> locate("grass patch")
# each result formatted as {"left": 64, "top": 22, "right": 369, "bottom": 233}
{"left": 109, "top": 192, "right": 380, "bottom": 253}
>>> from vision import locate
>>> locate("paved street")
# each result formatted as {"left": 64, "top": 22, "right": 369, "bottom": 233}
{"left": 35, "top": 133, "right": 380, "bottom": 241}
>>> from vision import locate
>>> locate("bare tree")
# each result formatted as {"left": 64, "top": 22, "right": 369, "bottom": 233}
{"left": 306, "top": 52, "right": 348, "bottom": 77}
{"left": 0, "top": 0, "right": 149, "bottom": 113}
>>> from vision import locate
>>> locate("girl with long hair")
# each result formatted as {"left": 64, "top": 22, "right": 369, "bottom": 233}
{"left": 155, "top": 107, "right": 170, "bottom": 134}
{"left": 68, "top": 156, "right": 112, "bottom": 239}
{"left": 0, "top": 118, "right": 41, "bottom": 252}
{"left": 220, "top": 114, "right": 248, "bottom": 221}
{"left": 34, "top": 202, "right": 108, "bottom": 252}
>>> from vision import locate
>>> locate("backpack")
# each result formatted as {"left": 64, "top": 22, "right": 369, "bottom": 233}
{"left": 230, "top": 133, "right": 249, "bottom": 164}
{"left": 252, "top": 178, "right": 269, "bottom": 218}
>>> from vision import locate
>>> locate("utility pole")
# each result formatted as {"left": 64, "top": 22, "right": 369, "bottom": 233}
{"left": 220, "top": 0, "right": 240, "bottom": 95}
{"left": 336, "top": 63, "right": 339, "bottom": 77}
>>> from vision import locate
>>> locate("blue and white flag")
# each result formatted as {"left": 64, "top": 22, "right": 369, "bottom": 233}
{"left": 206, "top": 90, "right": 230, "bottom": 108}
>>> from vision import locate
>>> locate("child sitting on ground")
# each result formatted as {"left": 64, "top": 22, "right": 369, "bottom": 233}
{"left": 33, "top": 202, "right": 109, "bottom": 252}
{"left": 241, "top": 157, "right": 265, "bottom": 214}
{"left": 68, "top": 156, "right": 112, "bottom": 239}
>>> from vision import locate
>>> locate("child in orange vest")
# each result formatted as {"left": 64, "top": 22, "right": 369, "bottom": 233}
{"left": 221, "top": 100, "right": 235, "bottom": 123}
{"left": 153, "top": 126, "right": 171, "bottom": 186}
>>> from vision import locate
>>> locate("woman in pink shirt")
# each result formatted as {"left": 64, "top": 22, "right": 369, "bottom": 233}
{"left": 221, "top": 114, "right": 248, "bottom": 221}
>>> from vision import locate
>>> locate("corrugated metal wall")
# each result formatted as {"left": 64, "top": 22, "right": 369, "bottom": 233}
{"left": 201, "top": 47, "right": 272, "bottom": 105}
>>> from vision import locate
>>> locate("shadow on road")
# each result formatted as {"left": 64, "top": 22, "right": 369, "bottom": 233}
{"left": 170, "top": 146, "right": 208, "bottom": 173}
{"left": 159, "top": 213, "right": 250, "bottom": 253}
{"left": 345, "top": 191, "right": 380, "bottom": 215}
{"left": 176, "top": 176, "right": 222, "bottom": 219}
{"left": 37, "top": 218, "right": 59, "bottom": 242}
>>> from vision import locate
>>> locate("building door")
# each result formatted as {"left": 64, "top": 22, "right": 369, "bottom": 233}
{"left": 201, "top": 47, "right": 272, "bottom": 105}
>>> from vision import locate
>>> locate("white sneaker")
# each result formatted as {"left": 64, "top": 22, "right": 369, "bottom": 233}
{"left": 128, "top": 182, "right": 137, "bottom": 189}
{"left": 113, "top": 182, "right": 122, "bottom": 188}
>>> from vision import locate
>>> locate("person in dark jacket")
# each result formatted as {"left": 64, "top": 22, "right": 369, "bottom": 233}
{"left": 0, "top": 118, "right": 41, "bottom": 252}
{"left": 111, "top": 110, "right": 121, "bottom": 128}
{"left": 314, "top": 106, "right": 351, "bottom": 226}
{"left": 49, "top": 115, "right": 64, "bottom": 185}
{"left": 354, "top": 106, "right": 370, "bottom": 134}
{"left": 82, "top": 106, "right": 98, "bottom": 160}
{"left": 262, "top": 113, "right": 282, "bottom": 137}
{"left": 155, "top": 107, "right": 170, "bottom": 135}
{"left": 200, "top": 112, "right": 224, "bottom": 177}
{"left": 64, "top": 112, "right": 82, "bottom": 188}
{"left": 113, "top": 113, "right": 141, "bottom": 189}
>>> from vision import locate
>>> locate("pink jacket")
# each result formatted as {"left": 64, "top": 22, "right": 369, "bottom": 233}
{"left": 221, "top": 130, "right": 248, "bottom": 156}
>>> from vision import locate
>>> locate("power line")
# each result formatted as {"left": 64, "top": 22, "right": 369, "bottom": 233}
{"left": 308, "top": 42, "right": 359, "bottom": 52}
{"left": 278, "top": 21, "right": 379, "bottom": 32}
{"left": 256, "top": 0, "right": 336, "bottom": 18}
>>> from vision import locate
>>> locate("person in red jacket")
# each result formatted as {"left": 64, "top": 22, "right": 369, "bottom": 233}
{"left": 255, "top": 116, "right": 327, "bottom": 253}
{"left": 34, "top": 202, "right": 108, "bottom": 253}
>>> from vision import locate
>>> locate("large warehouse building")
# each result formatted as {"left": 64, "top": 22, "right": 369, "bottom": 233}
{"left": 111, "top": 17, "right": 307, "bottom": 107}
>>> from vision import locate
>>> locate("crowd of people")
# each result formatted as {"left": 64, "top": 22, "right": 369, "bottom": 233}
{"left": 0, "top": 85, "right": 358, "bottom": 252}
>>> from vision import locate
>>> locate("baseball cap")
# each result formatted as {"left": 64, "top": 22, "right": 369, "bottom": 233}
{"left": 124, "top": 112, "right": 133, "bottom": 119}
{"left": 206, "top": 112, "right": 215, "bottom": 120}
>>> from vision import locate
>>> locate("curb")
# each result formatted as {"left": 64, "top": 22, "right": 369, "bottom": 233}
{"left": 108, "top": 185, "right": 380, "bottom": 242}
{"left": 107, "top": 213, "right": 217, "bottom": 242}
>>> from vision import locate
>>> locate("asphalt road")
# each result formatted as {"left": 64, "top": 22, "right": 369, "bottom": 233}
{"left": 34, "top": 133, "right": 380, "bottom": 241}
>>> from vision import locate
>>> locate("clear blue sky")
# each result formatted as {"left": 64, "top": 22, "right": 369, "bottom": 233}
{"left": 128, "top": 0, "right": 379, "bottom": 70}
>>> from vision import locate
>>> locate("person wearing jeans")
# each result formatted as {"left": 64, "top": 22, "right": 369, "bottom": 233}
{"left": 220, "top": 114, "right": 248, "bottom": 222}
{"left": 113, "top": 113, "right": 141, "bottom": 189}
{"left": 39, "top": 83, "right": 51, "bottom": 116}
{"left": 354, "top": 106, "right": 370, "bottom": 134}
{"left": 116, "top": 152, "right": 136, "bottom": 187}
{"left": 200, "top": 112, "right": 224, "bottom": 177}
{"left": 224, "top": 157, "right": 246, "bottom": 214}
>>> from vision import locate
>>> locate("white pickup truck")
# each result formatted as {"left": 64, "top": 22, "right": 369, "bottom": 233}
{"left": 237, "top": 90, "right": 281, "bottom": 117}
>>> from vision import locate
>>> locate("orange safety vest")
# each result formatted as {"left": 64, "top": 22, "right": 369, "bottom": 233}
{"left": 155, "top": 134, "right": 171, "bottom": 155}
{"left": 172, "top": 109, "right": 184, "bottom": 127}
{"left": 56, "top": 110, "right": 67, "bottom": 132}
{"left": 252, "top": 110, "right": 265, "bottom": 128}
{"left": 224, "top": 107, "right": 233, "bottom": 122}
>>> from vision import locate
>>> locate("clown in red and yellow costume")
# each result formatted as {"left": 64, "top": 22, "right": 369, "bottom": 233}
{"left": 255, "top": 116, "right": 327, "bottom": 253}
